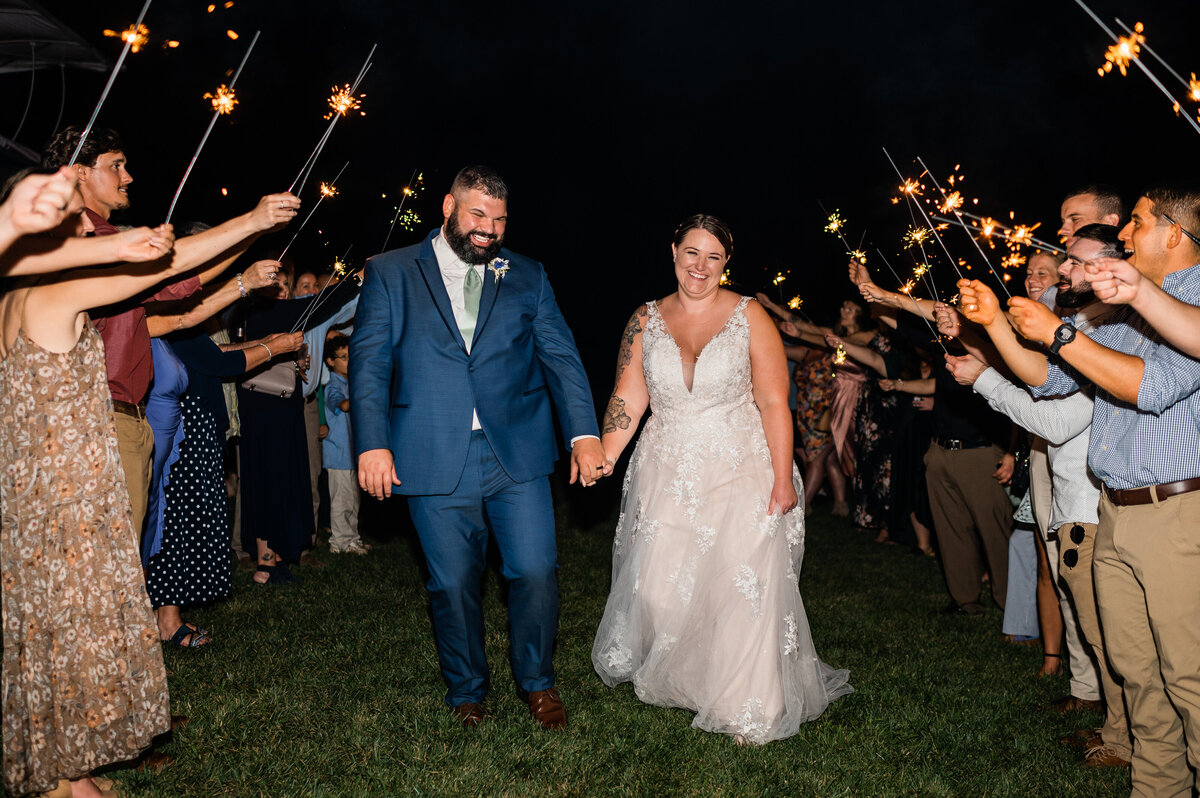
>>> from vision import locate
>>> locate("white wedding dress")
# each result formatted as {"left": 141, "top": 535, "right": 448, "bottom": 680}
{"left": 592, "top": 297, "right": 853, "bottom": 744}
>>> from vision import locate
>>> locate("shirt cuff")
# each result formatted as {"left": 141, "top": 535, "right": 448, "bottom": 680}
{"left": 570, "top": 434, "right": 600, "bottom": 446}
{"left": 972, "top": 367, "right": 1005, "bottom": 399}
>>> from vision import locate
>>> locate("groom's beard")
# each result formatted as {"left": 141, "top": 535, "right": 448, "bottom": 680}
{"left": 445, "top": 214, "right": 504, "bottom": 265}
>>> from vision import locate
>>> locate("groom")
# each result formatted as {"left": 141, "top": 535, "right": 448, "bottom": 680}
{"left": 350, "top": 165, "right": 606, "bottom": 730}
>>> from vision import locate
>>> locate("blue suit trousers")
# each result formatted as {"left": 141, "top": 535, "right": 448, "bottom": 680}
{"left": 406, "top": 431, "right": 559, "bottom": 707}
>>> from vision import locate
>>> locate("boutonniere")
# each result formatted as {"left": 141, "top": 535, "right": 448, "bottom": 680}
{"left": 488, "top": 258, "right": 511, "bottom": 284}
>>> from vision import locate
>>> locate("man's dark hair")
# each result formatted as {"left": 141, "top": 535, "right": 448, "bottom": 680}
{"left": 41, "top": 126, "right": 124, "bottom": 169}
{"left": 1072, "top": 223, "right": 1124, "bottom": 259}
{"left": 449, "top": 165, "right": 508, "bottom": 202}
{"left": 1063, "top": 184, "right": 1125, "bottom": 220}
{"left": 1143, "top": 182, "right": 1200, "bottom": 254}
{"left": 325, "top": 333, "right": 351, "bottom": 360}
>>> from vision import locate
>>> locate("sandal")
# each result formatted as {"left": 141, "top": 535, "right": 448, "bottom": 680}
{"left": 167, "top": 623, "right": 211, "bottom": 648}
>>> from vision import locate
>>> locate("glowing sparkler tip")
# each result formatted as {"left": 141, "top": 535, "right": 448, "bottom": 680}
{"left": 903, "top": 226, "right": 932, "bottom": 249}
{"left": 1100, "top": 21, "right": 1145, "bottom": 78}
{"left": 899, "top": 279, "right": 916, "bottom": 295}
{"left": 833, "top": 344, "right": 847, "bottom": 365}
{"left": 787, "top": 296, "right": 803, "bottom": 310}
{"left": 719, "top": 269, "right": 732, "bottom": 286}
{"left": 325, "top": 84, "right": 367, "bottom": 120}
{"left": 848, "top": 249, "right": 868, "bottom": 264}
{"left": 204, "top": 84, "right": 238, "bottom": 115}
{"left": 823, "top": 212, "right": 845, "bottom": 235}
{"left": 772, "top": 272, "right": 787, "bottom": 286}
{"left": 319, "top": 182, "right": 339, "bottom": 198}
{"left": 103, "top": 23, "right": 150, "bottom": 53}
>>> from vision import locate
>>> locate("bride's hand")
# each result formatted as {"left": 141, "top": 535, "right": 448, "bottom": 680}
{"left": 768, "top": 480, "right": 798, "bottom": 516}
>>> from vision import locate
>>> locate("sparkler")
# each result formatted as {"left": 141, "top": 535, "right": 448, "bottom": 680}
{"left": 164, "top": 30, "right": 260, "bottom": 224}
{"left": 289, "top": 44, "right": 377, "bottom": 196}
{"left": 832, "top": 344, "right": 847, "bottom": 365}
{"left": 931, "top": 212, "right": 1064, "bottom": 254}
{"left": 1098, "top": 21, "right": 1143, "bottom": 76}
{"left": 69, "top": 0, "right": 154, "bottom": 166}
{"left": 818, "top": 202, "right": 868, "bottom": 264}
{"left": 1074, "top": 1, "right": 1200, "bottom": 136}
{"left": 1113, "top": 18, "right": 1200, "bottom": 124}
{"left": 719, "top": 269, "right": 732, "bottom": 286}
{"left": 278, "top": 161, "right": 349, "bottom": 263}
{"left": 381, "top": 169, "right": 423, "bottom": 251}
{"left": 291, "top": 250, "right": 358, "bottom": 334}
{"left": 916, "top": 156, "right": 1011, "bottom": 297}
{"left": 787, "top": 296, "right": 803, "bottom": 310}
{"left": 102, "top": 23, "right": 150, "bottom": 52}
{"left": 882, "top": 148, "right": 966, "bottom": 284}
{"left": 875, "top": 248, "right": 950, "bottom": 354}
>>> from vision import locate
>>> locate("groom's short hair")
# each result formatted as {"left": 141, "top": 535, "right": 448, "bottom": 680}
{"left": 450, "top": 165, "right": 508, "bottom": 202}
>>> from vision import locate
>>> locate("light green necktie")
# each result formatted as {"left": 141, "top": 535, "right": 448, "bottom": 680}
{"left": 460, "top": 265, "right": 482, "bottom": 347}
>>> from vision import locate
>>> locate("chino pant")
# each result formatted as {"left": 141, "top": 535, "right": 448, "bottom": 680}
{"left": 327, "top": 468, "right": 361, "bottom": 550}
{"left": 1030, "top": 444, "right": 1099, "bottom": 702}
{"left": 407, "top": 431, "right": 559, "bottom": 707}
{"left": 924, "top": 443, "right": 1013, "bottom": 612}
{"left": 1057, "top": 521, "right": 1131, "bottom": 759}
{"left": 1094, "top": 490, "right": 1200, "bottom": 797}
{"left": 114, "top": 411, "right": 154, "bottom": 544}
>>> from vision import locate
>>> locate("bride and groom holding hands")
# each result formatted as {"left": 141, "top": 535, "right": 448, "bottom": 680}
{"left": 349, "top": 166, "right": 851, "bottom": 744}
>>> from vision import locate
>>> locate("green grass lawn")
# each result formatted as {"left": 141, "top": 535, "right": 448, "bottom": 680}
{"left": 96, "top": 484, "right": 1130, "bottom": 797}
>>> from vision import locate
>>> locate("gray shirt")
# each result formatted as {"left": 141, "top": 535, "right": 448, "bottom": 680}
{"left": 974, "top": 368, "right": 1099, "bottom": 530}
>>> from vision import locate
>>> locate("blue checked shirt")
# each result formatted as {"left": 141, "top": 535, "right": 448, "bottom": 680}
{"left": 1031, "top": 262, "right": 1200, "bottom": 490}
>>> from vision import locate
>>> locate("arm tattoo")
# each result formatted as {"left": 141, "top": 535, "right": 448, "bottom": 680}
{"left": 614, "top": 306, "right": 647, "bottom": 383}
{"left": 602, "top": 394, "right": 631, "bottom": 434}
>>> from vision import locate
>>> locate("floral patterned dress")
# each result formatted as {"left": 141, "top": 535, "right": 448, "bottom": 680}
{"left": 851, "top": 332, "right": 900, "bottom": 530}
{"left": 592, "top": 298, "right": 852, "bottom": 744}
{"left": 1, "top": 322, "right": 170, "bottom": 795}
{"left": 793, "top": 351, "right": 835, "bottom": 462}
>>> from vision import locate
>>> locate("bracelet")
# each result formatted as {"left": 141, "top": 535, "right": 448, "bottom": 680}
{"left": 258, "top": 342, "right": 273, "bottom": 359}
{"left": 236, "top": 272, "right": 247, "bottom": 298}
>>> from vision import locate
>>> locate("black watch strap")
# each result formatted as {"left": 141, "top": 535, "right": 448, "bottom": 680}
{"left": 1048, "top": 322, "right": 1076, "bottom": 355}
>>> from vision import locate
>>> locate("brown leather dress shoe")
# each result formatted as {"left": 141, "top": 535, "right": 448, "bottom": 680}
{"left": 1051, "top": 696, "right": 1104, "bottom": 714}
{"left": 526, "top": 687, "right": 567, "bottom": 730}
{"left": 1083, "top": 742, "right": 1131, "bottom": 768}
{"left": 451, "top": 702, "right": 487, "bottom": 729}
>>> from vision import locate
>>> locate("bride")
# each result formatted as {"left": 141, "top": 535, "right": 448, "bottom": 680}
{"left": 591, "top": 214, "right": 852, "bottom": 744}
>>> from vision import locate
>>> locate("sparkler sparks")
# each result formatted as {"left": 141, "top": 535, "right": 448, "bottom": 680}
{"left": 899, "top": 279, "right": 917, "bottom": 295}
{"left": 772, "top": 272, "right": 787, "bottom": 286}
{"left": 824, "top": 213, "right": 845, "bottom": 235}
{"left": 1001, "top": 252, "right": 1027, "bottom": 270}
{"left": 848, "top": 249, "right": 868, "bottom": 263}
{"left": 833, "top": 344, "right": 847, "bottom": 365}
{"left": 1191, "top": 73, "right": 1200, "bottom": 103}
{"left": 787, "top": 296, "right": 803, "bottom": 310}
{"left": 1099, "top": 21, "right": 1143, "bottom": 77}
{"left": 937, "top": 190, "right": 964, "bottom": 214}
{"left": 1008, "top": 223, "right": 1039, "bottom": 248}
{"left": 719, "top": 270, "right": 732, "bottom": 286}
{"left": 913, "top": 263, "right": 931, "bottom": 278}
{"left": 204, "top": 84, "right": 238, "bottom": 114}
{"left": 325, "top": 84, "right": 366, "bottom": 119}
{"left": 903, "top": 226, "right": 932, "bottom": 249}
{"left": 319, "top": 181, "right": 338, "bottom": 198}
{"left": 103, "top": 23, "right": 150, "bottom": 52}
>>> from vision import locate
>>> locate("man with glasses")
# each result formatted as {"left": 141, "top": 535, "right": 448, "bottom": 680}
{"left": 1002, "top": 185, "right": 1200, "bottom": 798}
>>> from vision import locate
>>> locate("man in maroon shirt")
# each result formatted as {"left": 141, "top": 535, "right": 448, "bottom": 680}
{"left": 43, "top": 126, "right": 300, "bottom": 538}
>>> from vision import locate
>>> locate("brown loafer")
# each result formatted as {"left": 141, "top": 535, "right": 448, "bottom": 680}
{"left": 1051, "top": 696, "right": 1104, "bottom": 715}
{"left": 525, "top": 687, "right": 567, "bottom": 730}
{"left": 451, "top": 702, "right": 487, "bottom": 729}
{"left": 1083, "top": 742, "right": 1131, "bottom": 768}
{"left": 1060, "top": 727, "right": 1102, "bottom": 748}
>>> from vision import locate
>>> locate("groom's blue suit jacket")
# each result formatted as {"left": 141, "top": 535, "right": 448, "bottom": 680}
{"left": 349, "top": 230, "right": 599, "bottom": 495}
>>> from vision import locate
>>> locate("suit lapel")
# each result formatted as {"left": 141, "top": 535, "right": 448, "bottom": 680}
{"left": 415, "top": 255, "right": 468, "bottom": 351}
{"left": 473, "top": 264, "right": 500, "bottom": 344}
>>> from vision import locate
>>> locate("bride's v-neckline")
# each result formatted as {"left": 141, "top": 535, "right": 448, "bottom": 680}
{"left": 654, "top": 298, "right": 745, "bottom": 394}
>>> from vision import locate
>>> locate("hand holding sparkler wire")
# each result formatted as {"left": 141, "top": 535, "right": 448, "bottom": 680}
{"left": 933, "top": 303, "right": 964, "bottom": 339}
{"left": 956, "top": 278, "right": 1002, "bottom": 327}
{"left": 247, "top": 192, "right": 302, "bottom": 233}
{"left": 1083, "top": 257, "right": 1142, "bottom": 305}
{"left": 0, "top": 168, "right": 78, "bottom": 237}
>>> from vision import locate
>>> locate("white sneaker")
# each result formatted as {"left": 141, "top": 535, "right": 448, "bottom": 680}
{"left": 330, "top": 542, "right": 369, "bottom": 555}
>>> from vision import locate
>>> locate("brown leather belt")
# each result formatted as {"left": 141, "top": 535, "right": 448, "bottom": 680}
{"left": 1104, "top": 477, "right": 1200, "bottom": 507}
{"left": 111, "top": 399, "right": 147, "bottom": 420}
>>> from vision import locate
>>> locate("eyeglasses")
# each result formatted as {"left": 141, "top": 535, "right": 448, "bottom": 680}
{"left": 1163, "top": 213, "right": 1200, "bottom": 249}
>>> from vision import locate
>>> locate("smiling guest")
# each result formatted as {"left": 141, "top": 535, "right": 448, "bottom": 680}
{"left": 41, "top": 126, "right": 300, "bottom": 539}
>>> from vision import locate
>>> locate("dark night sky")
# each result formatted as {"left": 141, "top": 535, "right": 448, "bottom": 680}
{"left": 4, "top": 0, "right": 1200, "bottom": 378}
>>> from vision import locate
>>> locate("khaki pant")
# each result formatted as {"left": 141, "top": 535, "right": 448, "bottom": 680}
{"left": 1057, "top": 520, "right": 1131, "bottom": 759}
{"left": 924, "top": 443, "right": 1013, "bottom": 611}
{"left": 327, "top": 468, "right": 361, "bottom": 550}
{"left": 1094, "top": 490, "right": 1200, "bottom": 798}
{"left": 113, "top": 411, "right": 153, "bottom": 545}
{"left": 1030, "top": 444, "right": 1099, "bottom": 702}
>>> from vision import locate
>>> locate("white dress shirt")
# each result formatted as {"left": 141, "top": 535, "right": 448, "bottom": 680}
{"left": 432, "top": 231, "right": 485, "bottom": 430}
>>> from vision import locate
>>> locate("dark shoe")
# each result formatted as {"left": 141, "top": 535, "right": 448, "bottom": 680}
{"left": 164, "top": 623, "right": 210, "bottom": 648}
{"left": 450, "top": 702, "right": 487, "bottom": 729}
{"left": 525, "top": 687, "right": 567, "bottom": 730}
{"left": 938, "top": 601, "right": 984, "bottom": 616}
{"left": 255, "top": 564, "right": 303, "bottom": 585}
{"left": 1051, "top": 696, "right": 1104, "bottom": 714}
{"left": 1083, "top": 742, "right": 1131, "bottom": 768}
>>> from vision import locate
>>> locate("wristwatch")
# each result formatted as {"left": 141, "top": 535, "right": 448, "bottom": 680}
{"left": 1048, "top": 322, "right": 1076, "bottom": 355}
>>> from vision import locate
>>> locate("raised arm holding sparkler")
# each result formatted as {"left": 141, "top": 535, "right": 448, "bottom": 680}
{"left": 1085, "top": 254, "right": 1200, "bottom": 359}
{"left": 957, "top": 278, "right": 1052, "bottom": 387}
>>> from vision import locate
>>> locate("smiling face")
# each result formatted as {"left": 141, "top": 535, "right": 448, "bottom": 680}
{"left": 1057, "top": 238, "right": 1103, "bottom": 308}
{"left": 76, "top": 151, "right": 131, "bottom": 218}
{"left": 293, "top": 272, "right": 318, "bottom": 297}
{"left": 442, "top": 188, "right": 507, "bottom": 265}
{"left": 672, "top": 228, "right": 729, "bottom": 298}
{"left": 1119, "top": 196, "right": 1172, "bottom": 282}
{"left": 1023, "top": 253, "right": 1058, "bottom": 301}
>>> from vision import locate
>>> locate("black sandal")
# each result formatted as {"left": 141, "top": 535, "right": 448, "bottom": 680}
{"left": 166, "top": 623, "right": 211, "bottom": 648}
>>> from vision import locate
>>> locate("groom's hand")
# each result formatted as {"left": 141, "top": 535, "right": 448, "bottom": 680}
{"left": 570, "top": 437, "right": 608, "bottom": 487}
{"left": 358, "top": 448, "right": 401, "bottom": 499}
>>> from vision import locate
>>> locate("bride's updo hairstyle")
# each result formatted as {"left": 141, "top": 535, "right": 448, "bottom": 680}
{"left": 672, "top": 214, "right": 734, "bottom": 260}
